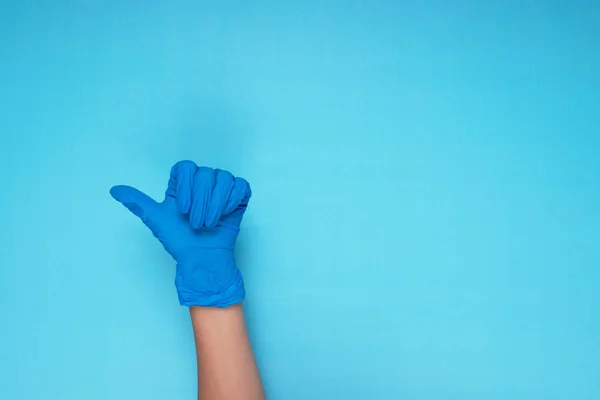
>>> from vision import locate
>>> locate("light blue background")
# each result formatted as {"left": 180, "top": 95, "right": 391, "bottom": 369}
{"left": 1, "top": 1, "right": 599, "bottom": 399}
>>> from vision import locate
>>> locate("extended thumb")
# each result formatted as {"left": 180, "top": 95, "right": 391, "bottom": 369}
{"left": 110, "top": 185, "right": 158, "bottom": 224}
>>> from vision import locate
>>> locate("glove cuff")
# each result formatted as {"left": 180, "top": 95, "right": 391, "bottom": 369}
{"left": 175, "top": 251, "right": 245, "bottom": 308}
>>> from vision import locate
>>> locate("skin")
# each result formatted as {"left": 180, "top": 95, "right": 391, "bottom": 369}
{"left": 190, "top": 304, "right": 265, "bottom": 400}
{"left": 110, "top": 163, "right": 263, "bottom": 399}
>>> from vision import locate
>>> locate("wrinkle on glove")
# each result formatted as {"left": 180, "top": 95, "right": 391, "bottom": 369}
{"left": 110, "top": 160, "right": 251, "bottom": 307}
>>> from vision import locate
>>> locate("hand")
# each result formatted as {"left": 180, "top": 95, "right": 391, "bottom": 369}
{"left": 110, "top": 160, "right": 252, "bottom": 307}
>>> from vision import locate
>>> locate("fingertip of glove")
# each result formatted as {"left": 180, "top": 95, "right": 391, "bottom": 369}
{"left": 204, "top": 219, "right": 218, "bottom": 229}
{"left": 109, "top": 185, "right": 125, "bottom": 202}
{"left": 189, "top": 217, "right": 202, "bottom": 230}
{"left": 236, "top": 177, "right": 252, "bottom": 203}
{"left": 110, "top": 185, "right": 139, "bottom": 206}
{"left": 110, "top": 185, "right": 148, "bottom": 221}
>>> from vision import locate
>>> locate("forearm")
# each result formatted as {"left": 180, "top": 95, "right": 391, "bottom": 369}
{"left": 190, "top": 304, "right": 265, "bottom": 400}
{"left": 110, "top": 163, "right": 262, "bottom": 399}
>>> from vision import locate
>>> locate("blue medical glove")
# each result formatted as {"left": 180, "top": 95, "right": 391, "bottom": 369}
{"left": 110, "top": 161, "right": 251, "bottom": 307}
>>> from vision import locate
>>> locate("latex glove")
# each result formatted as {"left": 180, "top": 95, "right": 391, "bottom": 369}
{"left": 110, "top": 161, "right": 252, "bottom": 307}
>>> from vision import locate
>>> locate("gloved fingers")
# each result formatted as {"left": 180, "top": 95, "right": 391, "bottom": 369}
{"left": 110, "top": 185, "right": 159, "bottom": 226}
{"left": 165, "top": 160, "right": 198, "bottom": 214}
{"left": 190, "top": 167, "right": 216, "bottom": 229}
{"left": 223, "top": 177, "right": 252, "bottom": 216}
{"left": 204, "top": 169, "right": 235, "bottom": 228}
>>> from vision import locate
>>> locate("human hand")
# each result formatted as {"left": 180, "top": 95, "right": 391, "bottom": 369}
{"left": 110, "top": 160, "right": 251, "bottom": 307}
